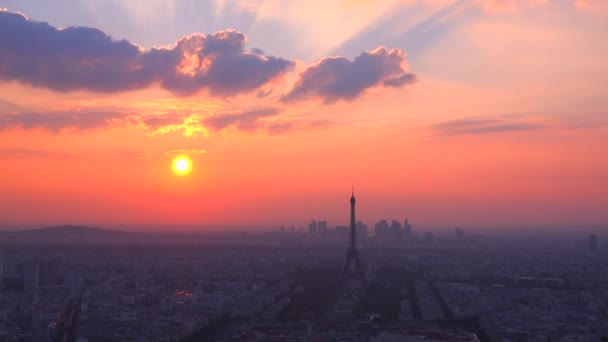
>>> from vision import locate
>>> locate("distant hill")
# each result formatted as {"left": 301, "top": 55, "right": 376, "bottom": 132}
{"left": 20, "top": 225, "right": 116, "bottom": 235}
{"left": 0, "top": 225, "right": 134, "bottom": 244}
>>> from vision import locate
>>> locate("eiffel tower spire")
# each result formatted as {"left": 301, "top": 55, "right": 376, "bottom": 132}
{"left": 342, "top": 189, "right": 366, "bottom": 294}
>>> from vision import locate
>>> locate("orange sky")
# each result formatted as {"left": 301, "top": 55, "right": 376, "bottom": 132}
{"left": 0, "top": 1, "right": 606, "bottom": 229}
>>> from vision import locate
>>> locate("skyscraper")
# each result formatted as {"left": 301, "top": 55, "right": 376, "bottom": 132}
{"left": 374, "top": 219, "right": 390, "bottom": 241}
{"left": 403, "top": 218, "right": 413, "bottom": 241}
{"left": 308, "top": 220, "right": 318, "bottom": 235}
{"left": 390, "top": 220, "right": 403, "bottom": 242}
{"left": 317, "top": 221, "right": 328, "bottom": 235}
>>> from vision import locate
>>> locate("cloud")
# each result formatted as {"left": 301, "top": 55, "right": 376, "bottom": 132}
{"left": 164, "top": 149, "right": 207, "bottom": 157}
{"left": 0, "top": 98, "right": 27, "bottom": 112}
{"left": 430, "top": 118, "right": 544, "bottom": 136}
{"left": 202, "top": 108, "right": 280, "bottom": 131}
{"left": 0, "top": 148, "right": 81, "bottom": 159}
{"left": 0, "top": 110, "right": 127, "bottom": 133}
{"left": 135, "top": 112, "right": 207, "bottom": 137}
{"left": 281, "top": 47, "right": 416, "bottom": 104}
{"left": 266, "top": 119, "right": 335, "bottom": 135}
{"left": 573, "top": 0, "right": 608, "bottom": 13}
{"left": 266, "top": 122, "right": 295, "bottom": 135}
{"left": 139, "top": 114, "right": 185, "bottom": 130}
{"left": 0, "top": 11, "right": 294, "bottom": 96}
{"left": 477, "top": 0, "right": 548, "bottom": 13}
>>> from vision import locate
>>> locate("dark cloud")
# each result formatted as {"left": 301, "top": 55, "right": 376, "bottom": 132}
{"left": 383, "top": 73, "right": 417, "bottom": 87}
{"left": 266, "top": 122, "right": 295, "bottom": 135}
{"left": 0, "top": 110, "right": 126, "bottom": 132}
{"left": 202, "top": 108, "right": 279, "bottom": 132}
{"left": 281, "top": 47, "right": 416, "bottom": 104}
{"left": 0, "top": 148, "right": 80, "bottom": 159}
{"left": 0, "top": 11, "right": 294, "bottom": 96}
{"left": 256, "top": 88, "right": 273, "bottom": 98}
{"left": 430, "top": 118, "right": 544, "bottom": 136}
{"left": 0, "top": 98, "right": 27, "bottom": 112}
{"left": 139, "top": 114, "right": 185, "bottom": 130}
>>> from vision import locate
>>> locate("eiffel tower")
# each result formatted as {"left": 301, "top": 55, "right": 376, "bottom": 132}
{"left": 342, "top": 189, "right": 366, "bottom": 295}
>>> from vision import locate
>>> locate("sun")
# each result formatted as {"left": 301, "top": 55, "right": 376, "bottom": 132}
{"left": 172, "top": 156, "right": 192, "bottom": 176}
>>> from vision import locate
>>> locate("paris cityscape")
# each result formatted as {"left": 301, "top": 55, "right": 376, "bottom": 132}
{"left": 1, "top": 192, "right": 607, "bottom": 341}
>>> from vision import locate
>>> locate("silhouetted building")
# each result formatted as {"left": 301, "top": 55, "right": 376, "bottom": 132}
{"left": 403, "top": 218, "right": 413, "bottom": 241}
{"left": 424, "top": 232, "right": 434, "bottom": 244}
{"left": 375, "top": 220, "right": 390, "bottom": 241}
{"left": 308, "top": 220, "right": 318, "bottom": 235}
{"left": 318, "top": 221, "right": 328, "bottom": 235}
{"left": 390, "top": 220, "right": 403, "bottom": 242}
{"left": 589, "top": 234, "right": 598, "bottom": 252}
{"left": 455, "top": 227, "right": 464, "bottom": 241}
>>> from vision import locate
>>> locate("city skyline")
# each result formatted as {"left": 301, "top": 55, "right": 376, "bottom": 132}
{"left": 1, "top": 1, "right": 607, "bottom": 228}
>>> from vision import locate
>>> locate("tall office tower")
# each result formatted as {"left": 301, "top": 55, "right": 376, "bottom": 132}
{"left": 318, "top": 221, "right": 328, "bottom": 235}
{"left": 455, "top": 227, "right": 464, "bottom": 241}
{"left": 357, "top": 221, "right": 368, "bottom": 242}
{"left": 342, "top": 190, "right": 366, "bottom": 294}
{"left": 308, "top": 220, "right": 318, "bottom": 235}
{"left": 390, "top": 219, "right": 403, "bottom": 242}
{"left": 589, "top": 234, "right": 598, "bottom": 252}
{"left": 403, "top": 218, "right": 413, "bottom": 241}
{"left": 374, "top": 219, "right": 390, "bottom": 241}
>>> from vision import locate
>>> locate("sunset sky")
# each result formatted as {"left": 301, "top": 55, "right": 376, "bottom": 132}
{"left": 0, "top": 0, "right": 606, "bottom": 229}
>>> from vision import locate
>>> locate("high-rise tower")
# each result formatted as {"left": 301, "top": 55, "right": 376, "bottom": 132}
{"left": 342, "top": 190, "right": 366, "bottom": 294}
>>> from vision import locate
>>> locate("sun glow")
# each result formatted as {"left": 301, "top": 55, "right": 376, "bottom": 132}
{"left": 172, "top": 156, "right": 192, "bottom": 176}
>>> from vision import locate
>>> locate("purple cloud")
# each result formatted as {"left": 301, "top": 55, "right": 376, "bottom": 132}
{"left": 0, "top": 110, "right": 126, "bottom": 132}
{"left": 202, "top": 108, "right": 280, "bottom": 132}
{"left": 0, "top": 148, "right": 80, "bottom": 159}
{"left": 0, "top": 11, "right": 294, "bottom": 96}
{"left": 282, "top": 47, "right": 417, "bottom": 104}
{"left": 430, "top": 118, "right": 544, "bottom": 136}
{"left": 139, "top": 114, "right": 185, "bottom": 130}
